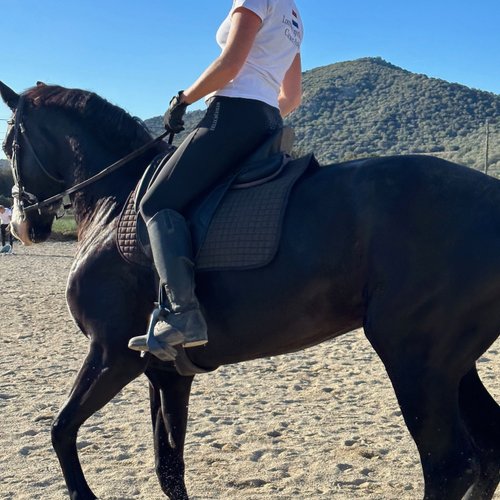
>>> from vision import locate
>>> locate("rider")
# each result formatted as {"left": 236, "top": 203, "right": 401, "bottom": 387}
{"left": 0, "top": 205, "right": 14, "bottom": 250}
{"left": 128, "top": 0, "right": 303, "bottom": 360}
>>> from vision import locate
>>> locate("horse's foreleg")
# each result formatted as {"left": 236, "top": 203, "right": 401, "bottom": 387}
{"left": 459, "top": 366, "right": 500, "bottom": 500}
{"left": 51, "top": 342, "right": 147, "bottom": 500}
{"left": 145, "top": 368, "right": 194, "bottom": 500}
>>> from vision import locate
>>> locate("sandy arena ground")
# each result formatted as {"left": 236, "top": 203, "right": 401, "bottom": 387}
{"left": 0, "top": 241, "right": 498, "bottom": 500}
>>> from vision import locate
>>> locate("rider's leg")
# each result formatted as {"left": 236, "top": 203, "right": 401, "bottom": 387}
{"left": 129, "top": 207, "right": 208, "bottom": 354}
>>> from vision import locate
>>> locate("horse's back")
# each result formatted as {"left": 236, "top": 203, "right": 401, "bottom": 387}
{"left": 292, "top": 154, "right": 500, "bottom": 259}
{"left": 340, "top": 155, "right": 500, "bottom": 274}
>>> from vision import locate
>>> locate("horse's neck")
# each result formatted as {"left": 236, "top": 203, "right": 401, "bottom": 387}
{"left": 69, "top": 196, "right": 123, "bottom": 285}
{"left": 69, "top": 139, "right": 165, "bottom": 238}
{"left": 75, "top": 196, "right": 122, "bottom": 244}
{"left": 70, "top": 167, "right": 129, "bottom": 239}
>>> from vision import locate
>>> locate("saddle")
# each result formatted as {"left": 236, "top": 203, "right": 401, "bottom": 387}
{"left": 116, "top": 127, "right": 314, "bottom": 272}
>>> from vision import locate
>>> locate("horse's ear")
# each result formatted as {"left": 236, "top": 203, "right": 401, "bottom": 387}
{"left": 0, "top": 81, "right": 20, "bottom": 110}
{"left": 36, "top": 81, "right": 46, "bottom": 87}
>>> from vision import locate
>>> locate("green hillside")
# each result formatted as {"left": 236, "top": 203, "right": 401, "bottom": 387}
{"left": 145, "top": 57, "right": 500, "bottom": 174}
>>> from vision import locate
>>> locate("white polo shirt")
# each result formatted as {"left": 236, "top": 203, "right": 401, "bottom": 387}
{"left": 208, "top": 0, "right": 303, "bottom": 109}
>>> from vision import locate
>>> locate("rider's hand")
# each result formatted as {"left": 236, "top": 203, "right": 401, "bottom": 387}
{"left": 163, "top": 91, "right": 189, "bottom": 133}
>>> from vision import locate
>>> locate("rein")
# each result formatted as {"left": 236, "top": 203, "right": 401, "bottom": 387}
{"left": 23, "top": 130, "right": 172, "bottom": 213}
{"left": 11, "top": 94, "right": 173, "bottom": 215}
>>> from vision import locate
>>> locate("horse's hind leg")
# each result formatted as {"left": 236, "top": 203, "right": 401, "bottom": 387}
{"left": 459, "top": 366, "right": 500, "bottom": 499}
{"left": 145, "top": 368, "right": 194, "bottom": 500}
{"left": 364, "top": 317, "right": 480, "bottom": 499}
{"left": 51, "top": 342, "right": 147, "bottom": 500}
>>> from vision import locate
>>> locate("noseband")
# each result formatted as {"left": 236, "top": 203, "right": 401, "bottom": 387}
{"left": 10, "top": 95, "right": 171, "bottom": 219}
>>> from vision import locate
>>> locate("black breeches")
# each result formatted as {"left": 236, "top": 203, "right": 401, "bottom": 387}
{"left": 1, "top": 224, "right": 13, "bottom": 246}
{"left": 139, "top": 97, "right": 283, "bottom": 221}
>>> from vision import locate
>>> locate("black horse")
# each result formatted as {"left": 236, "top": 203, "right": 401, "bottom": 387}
{"left": 1, "top": 81, "right": 498, "bottom": 500}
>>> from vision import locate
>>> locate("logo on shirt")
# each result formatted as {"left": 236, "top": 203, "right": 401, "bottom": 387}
{"left": 282, "top": 10, "right": 301, "bottom": 48}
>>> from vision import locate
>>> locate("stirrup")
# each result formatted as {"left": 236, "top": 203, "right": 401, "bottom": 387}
{"left": 128, "top": 305, "right": 181, "bottom": 361}
{"left": 143, "top": 305, "right": 167, "bottom": 358}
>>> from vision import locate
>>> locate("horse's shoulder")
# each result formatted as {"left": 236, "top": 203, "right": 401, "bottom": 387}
{"left": 67, "top": 221, "right": 118, "bottom": 286}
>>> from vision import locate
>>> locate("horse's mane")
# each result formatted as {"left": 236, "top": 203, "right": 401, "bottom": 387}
{"left": 24, "top": 84, "right": 153, "bottom": 154}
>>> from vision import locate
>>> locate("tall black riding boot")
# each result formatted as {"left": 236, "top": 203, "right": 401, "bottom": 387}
{"left": 128, "top": 209, "right": 208, "bottom": 360}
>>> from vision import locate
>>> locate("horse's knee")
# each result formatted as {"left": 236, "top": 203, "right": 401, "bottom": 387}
{"left": 51, "top": 414, "right": 76, "bottom": 449}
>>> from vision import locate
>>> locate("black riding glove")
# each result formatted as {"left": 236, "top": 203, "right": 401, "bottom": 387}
{"left": 163, "top": 91, "right": 188, "bottom": 133}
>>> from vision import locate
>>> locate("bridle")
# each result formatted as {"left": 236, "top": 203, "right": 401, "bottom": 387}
{"left": 10, "top": 95, "right": 66, "bottom": 219}
{"left": 9, "top": 95, "right": 171, "bottom": 219}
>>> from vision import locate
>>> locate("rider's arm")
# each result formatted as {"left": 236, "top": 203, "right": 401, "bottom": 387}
{"left": 278, "top": 53, "right": 302, "bottom": 117}
{"left": 181, "top": 8, "right": 262, "bottom": 104}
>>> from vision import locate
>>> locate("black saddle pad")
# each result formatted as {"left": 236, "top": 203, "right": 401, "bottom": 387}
{"left": 195, "top": 154, "right": 311, "bottom": 271}
{"left": 116, "top": 154, "right": 313, "bottom": 272}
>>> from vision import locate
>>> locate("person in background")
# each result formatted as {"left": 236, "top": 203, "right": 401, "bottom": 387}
{"left": 128, "top": 0, "right": 303, "bottom": 361}
{"left": 0, "top": 205, "right": 13, "bottom": 251}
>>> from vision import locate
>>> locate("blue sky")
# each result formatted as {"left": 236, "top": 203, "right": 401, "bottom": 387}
{"left": 1, "top": 0, "right": 499, "bottom": 159}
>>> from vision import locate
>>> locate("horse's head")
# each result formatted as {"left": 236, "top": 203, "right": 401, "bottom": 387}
{"left": 1, "top": 81, "right": 68, "bottom": 244}
{"left": 1, "top": 80, "right": 162, "bottom": 245}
